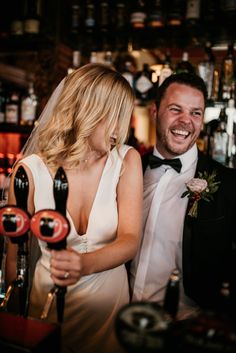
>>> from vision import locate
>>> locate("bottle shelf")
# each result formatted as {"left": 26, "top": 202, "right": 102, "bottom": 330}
{"left": 0, "top": 34, "right": 54, "bottom": 52}
{"left": 0, "top": 123, "right": 33, "bottom": 134}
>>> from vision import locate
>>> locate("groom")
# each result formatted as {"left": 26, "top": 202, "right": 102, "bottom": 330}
{"left": 130, "top": 72, "right": 236, "bottom": 318}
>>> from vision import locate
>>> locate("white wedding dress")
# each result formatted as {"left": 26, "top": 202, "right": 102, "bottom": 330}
{"left": 21, "top": 145, "right": 132, "bottom": 353}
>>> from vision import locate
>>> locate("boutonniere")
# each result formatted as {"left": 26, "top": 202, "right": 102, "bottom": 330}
{"left": 181, "top": 170, "right": 220, "bottom": 218}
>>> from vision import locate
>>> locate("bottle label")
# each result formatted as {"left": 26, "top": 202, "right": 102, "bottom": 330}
{"left": 11, "top": 20, "right": 24, "bottom": 35}
{"left": 135, "top": 75, "right": 153, "bottom": 93}
{"left": 24, "top": 19, "right": 40, "bottom": 34}
{"left": 5, "top": 104, "right": 18, "bottom": 124}
{"left": 186, "top": 0, "right": 201, "bottom": 19}
{"left": 122, "top": 72, "right": 134, "bottom": 88}
{"left": 21, "top": 99, "right": 36, "bottom": 125}
{"left": 130, "top": 12, "right": 146, "bottom": 28}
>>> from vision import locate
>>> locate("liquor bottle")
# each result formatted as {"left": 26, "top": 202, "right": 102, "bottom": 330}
{"left": 67, "top": 50, "right": 81, "bottom": 75}
{"left": 159, "top": 53, "right": 173, "bottom": 86}
{"left": 89, "top": 51, "right": 98, "bottom": 63}
{"left": 84, "top": 0, "right": 96, "bottom": 34}
{"left": 221, "top": 43, "right": 235, "bottom": 102}
{"left": 0, "top": 81, "right": 6, "bottom": 124}
{"left": 84, "top": 0, "right": 97, "bottom": 52}
{"left": 130, "top": 0, "right": 147, "bottom": 29}
{"left": 98, "top": 0, "right": 111, "bottom": 34}
{"left": 163, "top": 269, "right": 180, "bottom": 319}
{"left": 146, "top": 0, "right": 164, "bottom": 28}
{"left": 115, "top": 0, "right": 128, "bottom": 31}
{"left": 198, "top": 42, "right": 215, "bottom": 100}
{"left": 134, "top": 63, "right": 155, "bottom": 104}
{"left": 175, "top": 52, "right": 195, "bottom": 74}
{"left": 24, "top": 0, "right": 41, "bottom": 35}
{"left": 5, "top": 91, "right": 20, "bottom": 125}
{"left": 70, "top": 0, "right": 81, "bottom": 36}
{"left": 10, "top": 0, "right": 24, "bottom": 36}
{"left": 221, "top": 0, "right": 236, "bottom": 23}
{"left": 121, "top": 60, "right": 135, "bottom": 88}
{"left": 166, "top": 0, "right": 184, "bottom": 27}
{"left": 20, "top": 82, "right": 38, "bottom": 126}
{"left": 185, "top": 0, "right": 201, "bottom": 26}
{"left": 103, "top": 51, "right": 113, "bottom": 67}
{"left": 114, "top": 0, "right": 128, "bottom": 50}
{"left": 211, "top": 107, "right": 229, "bottom": 164}
{"left": 211, "top": 69, "right": 220, "bottom": 102}
{"left": 218, "top": 281, "right": 231, "bottom": 316}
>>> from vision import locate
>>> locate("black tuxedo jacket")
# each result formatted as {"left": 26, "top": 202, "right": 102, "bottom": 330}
{"left": 142, "top": 150, "right": 236, "bottom": 311}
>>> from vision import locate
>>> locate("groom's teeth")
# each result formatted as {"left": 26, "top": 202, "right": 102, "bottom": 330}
{"left": 173, "top": 129, "right": 189, "bottom": 136}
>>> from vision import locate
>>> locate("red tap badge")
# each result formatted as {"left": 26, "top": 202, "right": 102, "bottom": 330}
{"left": 0, "top": 206, "right": 30, "bottom": 237}
{"left": 30, "top": 209, "right": 70, "bottom": 243}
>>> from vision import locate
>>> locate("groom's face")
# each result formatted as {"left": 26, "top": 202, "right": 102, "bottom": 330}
{"left": 155, "top": 83, "right": 205, "bottom": 159}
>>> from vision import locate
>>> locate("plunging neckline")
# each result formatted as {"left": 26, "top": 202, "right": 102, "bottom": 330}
{"left": 33, "top": 152, "right": 111, "bottom": 236}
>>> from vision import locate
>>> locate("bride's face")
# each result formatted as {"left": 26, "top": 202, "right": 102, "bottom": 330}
{"left": 88, "top": 118, "right": 117, "bottom": 152}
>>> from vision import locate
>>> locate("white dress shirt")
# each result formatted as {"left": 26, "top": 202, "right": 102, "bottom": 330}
{"left": 131, "top": 144, "right": 199, "bottom": 319}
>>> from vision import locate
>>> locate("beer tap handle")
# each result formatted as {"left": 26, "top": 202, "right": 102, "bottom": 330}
{"left": 53, "top": 167, "right": 68, "bottom": 323}
{"left": 13, "top": 165, "right": 30, "bottom": 316}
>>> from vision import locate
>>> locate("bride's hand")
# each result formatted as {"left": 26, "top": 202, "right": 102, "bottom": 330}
{"left": 50, "top": 248, "right": 82, "bottom": 286}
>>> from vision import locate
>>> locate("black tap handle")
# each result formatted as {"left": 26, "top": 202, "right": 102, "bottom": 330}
{"left": 14, "top": 166, "right": 29, "bottom": 211}
{"left": 53, "top": 167, "right": 69, "bottom": 323}
{"left": 53, "top": 167, "right": 68, "bottom": 216}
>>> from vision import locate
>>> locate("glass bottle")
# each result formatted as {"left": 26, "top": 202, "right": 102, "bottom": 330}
{"left": 24, "top": 0, "right": 41, "bottom": 35}
{"left": 20, "top": 82, "right": 38, "bottom": 126}
{"left": 134, "top": 63, "right": 155, "bottom": 104}
{"left": 67, "top": 50, "right": 81, "bottom": 75}
{"left": 175, "top": 52, "right": 195, "bottom": 74}
{"left": 146, "top": 0, "right": 164, "bottom": 28}
{"left": 211, "top": 107, "right": 229, "bottom": 164}
{"left": 5, "top": 91, "right": 20, "bottom": 125}
{"left": 221, "top": 43, "right": 235, "bottom": 102}
{"left": 163, "top": 269, "right": 180, "bottom": 319}
{"left": 198, "top": 42, "right": 215, "bottom": 101}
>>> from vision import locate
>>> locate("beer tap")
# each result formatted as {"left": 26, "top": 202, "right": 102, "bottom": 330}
{"left": 30, "top": 167, "right": 70, "bottom": 323}
{"left": 0, "top": 166, "right": 30, "bottom": 316}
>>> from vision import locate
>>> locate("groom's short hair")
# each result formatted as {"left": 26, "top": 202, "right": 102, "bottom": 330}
{"left": 156, "top": 72, "right": 208, "bottom": 107}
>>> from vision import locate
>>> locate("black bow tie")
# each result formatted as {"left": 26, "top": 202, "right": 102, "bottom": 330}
{"left": 148, "top": 154, "right": 182, "bottom": 173}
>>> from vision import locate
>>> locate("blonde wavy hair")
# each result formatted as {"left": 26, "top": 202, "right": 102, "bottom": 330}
{"left": 37, "top": 63, "right": 135, "bottom": 169}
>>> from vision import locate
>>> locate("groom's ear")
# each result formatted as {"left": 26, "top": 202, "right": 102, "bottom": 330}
{"left": 149, "top": 102, "right": 158, "bottom": 122}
